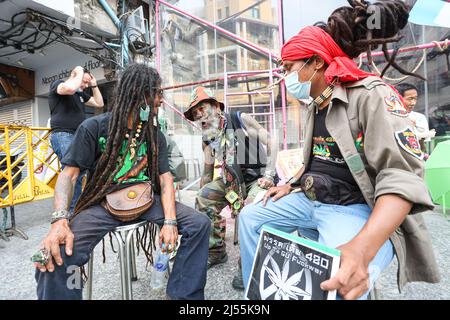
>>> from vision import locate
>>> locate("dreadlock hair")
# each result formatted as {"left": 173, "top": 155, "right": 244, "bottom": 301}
{"left": 316, "top": 0, "right": 425, "bottom": 80}
{"left": 72, "top": 63, "right": 162, "bottom": 218}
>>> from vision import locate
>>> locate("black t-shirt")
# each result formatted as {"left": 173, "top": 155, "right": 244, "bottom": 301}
{"left": 61, "top": 113, "right": 170, "bottom": 180}
{"left": 48, "top": 80, "right": 91, "bottom": 133}
{"left": 307, "top": 107, "right": 358, "bottom": 186}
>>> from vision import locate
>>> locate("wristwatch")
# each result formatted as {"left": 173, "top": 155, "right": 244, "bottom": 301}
{"left": 51, "top": 210, "right": 70, "bottom": 224}
{"left": 263, "top": 170, "right": 276, "bottom": 181}
{"left": 163, "top": 219, "right": 177, "bottom": 226}
{"left": 288, "top": 176, "right": 301, "bottom": 188}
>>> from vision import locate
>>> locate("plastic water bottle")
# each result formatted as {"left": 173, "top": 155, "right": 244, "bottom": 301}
{"left": 150, "top": 247, "right": 170, "bottom": 290}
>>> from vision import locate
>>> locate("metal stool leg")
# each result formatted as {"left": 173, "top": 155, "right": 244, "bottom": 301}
{"left": 86, "top": 252, "right": 94, "bottom": 300}
{"left": 113, "top": 231, "right": 130, "bottom": 300}
{"left": 130, "top": 235, "right": 138, "bottom": 281}
{"left": 99, "top": 221, "right": 150, "bottom": 300}
{"left": 124, "top": 229, "right": 136, "bottom": 300}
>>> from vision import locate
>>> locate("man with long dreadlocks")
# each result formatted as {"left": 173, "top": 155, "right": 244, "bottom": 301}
{"left": 32, "top": 64, "right": 210, "bottom": 300}
{"left": 239, "top": 0, "right": 440, "bottom": 300}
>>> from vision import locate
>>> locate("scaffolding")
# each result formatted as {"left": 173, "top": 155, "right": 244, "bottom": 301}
{"left": 152, "top": 1, "right": 448, "bottom": 150}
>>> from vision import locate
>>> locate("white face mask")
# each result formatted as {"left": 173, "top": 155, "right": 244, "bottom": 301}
{"left": 284, "top": 59, "right": 317, "bottom": 100}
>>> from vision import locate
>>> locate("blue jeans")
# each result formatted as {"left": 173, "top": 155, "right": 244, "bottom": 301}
{"left": 35, "top": 195, "right": 210, "bottom": 300}
{"left": 239, "top": 192, "right": 394, "bottom": 300}
{"left": 50, "top": 132, "right": 83, "bottom": 213}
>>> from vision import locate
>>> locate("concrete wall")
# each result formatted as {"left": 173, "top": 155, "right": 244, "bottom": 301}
{"left": 75, "top": 0, "right": 118, "bottom": 34}
{"left": 32, "top": 97, "right": 51, "bottom": 127}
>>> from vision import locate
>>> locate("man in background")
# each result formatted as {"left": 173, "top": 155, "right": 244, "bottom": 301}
{"left": 396, "top": 83, "right": 435, "bottom": 155}
{"left": 48, "top": 66, "right": 104, "bottom": 212}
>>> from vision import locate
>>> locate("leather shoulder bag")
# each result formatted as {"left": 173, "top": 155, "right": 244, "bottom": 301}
{"left": 102, "top": 182, "right": 154, "bottom": 222}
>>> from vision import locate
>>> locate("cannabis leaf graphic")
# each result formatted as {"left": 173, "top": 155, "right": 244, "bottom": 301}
{"left": 261, "top": 256, "right": 312, "bottom": 300}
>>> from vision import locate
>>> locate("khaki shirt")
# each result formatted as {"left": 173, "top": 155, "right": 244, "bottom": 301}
{"left": 302, "top": 76, "right": 440, "bottom": 291}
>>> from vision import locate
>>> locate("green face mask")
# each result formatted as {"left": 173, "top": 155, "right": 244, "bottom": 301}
{"left": 140, "top": 104, "right": 150, "bottom": 122}
{"left": 140, "top": 95, "right": 150, "bottom": 122}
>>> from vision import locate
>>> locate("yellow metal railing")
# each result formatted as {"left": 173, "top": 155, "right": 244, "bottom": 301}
{"left": 0, "top": 125, "right": 60, "bottom": 208}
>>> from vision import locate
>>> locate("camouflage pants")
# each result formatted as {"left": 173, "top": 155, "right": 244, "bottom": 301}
{"left": 195, "top": 178, "right": 264, "bottom": 256}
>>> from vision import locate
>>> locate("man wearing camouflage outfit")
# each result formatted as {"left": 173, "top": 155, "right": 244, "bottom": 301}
{"left": 184, "top": 86, "right": 278, "bottom": 288}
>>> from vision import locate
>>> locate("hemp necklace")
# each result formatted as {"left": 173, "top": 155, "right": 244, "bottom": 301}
{"left": 313, "top": 79, "right": 338, "bottom": 114}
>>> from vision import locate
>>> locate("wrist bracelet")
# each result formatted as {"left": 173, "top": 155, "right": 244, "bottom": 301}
{"left": 286, "top": 176, "right": 298, "bottom": 184}
{"left": 51, "top": 217, "right": 69, "bottom": 224}
{"left": 50, "top": 209, "right": 69, "bottom": 224}
{"left": 164, "top": 219, "right": 177, "bottom": 226}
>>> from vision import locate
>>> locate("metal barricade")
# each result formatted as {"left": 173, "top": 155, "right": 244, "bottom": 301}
{"left": 0, "top": 125, "right": 60, "bottom": 239}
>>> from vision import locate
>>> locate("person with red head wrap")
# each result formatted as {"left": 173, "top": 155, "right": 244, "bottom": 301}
{"left": 281, "top": 25, "right": 373, "bottom": 84}
{"left": 238, "top": 1, "right": 439, "bottom": 301}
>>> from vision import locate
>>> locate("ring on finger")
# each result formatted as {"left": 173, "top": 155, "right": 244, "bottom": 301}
{"left": 31, "top": 248, "right": 50, "bottom": 266}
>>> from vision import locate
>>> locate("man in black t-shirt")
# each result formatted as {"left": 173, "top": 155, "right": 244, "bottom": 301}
{"left": 48, "top": 66, "right": 104, "bottom": 212}
{"left": 34, "top": 64, "right": 210, "bottom": 300}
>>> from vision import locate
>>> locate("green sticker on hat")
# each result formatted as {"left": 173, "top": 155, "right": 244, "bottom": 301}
{"left": 204, "top": 88, "right": 213, "bottom": 98}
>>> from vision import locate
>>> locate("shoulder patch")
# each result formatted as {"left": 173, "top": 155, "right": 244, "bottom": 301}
{"left": 394, "top": 127, "right": 424, "bottom": 160}
{"left": 355, "top": 131, "right": 364, "bottom": 152}
{"left": 385, "top": 93, "right": 408, "bottom": 118}
{"left": 346, "top": 153, "right": 365, "bottom": 174}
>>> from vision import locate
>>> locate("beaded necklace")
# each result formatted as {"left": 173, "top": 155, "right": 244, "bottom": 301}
{"left": 125, "top": 122, "right": 142, "bottom": 160}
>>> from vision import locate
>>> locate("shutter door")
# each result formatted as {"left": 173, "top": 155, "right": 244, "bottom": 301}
{"left": 0, "top": 101, "right": 33, "bottom": 126}
{"left": 0, "top": 101, "right": 33, "bottom": 180}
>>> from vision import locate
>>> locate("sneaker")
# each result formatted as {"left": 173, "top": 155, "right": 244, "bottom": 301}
{"left": 232, "top": 272, "right": 244, "bottom": 290}
{"left": 207, "top": 252, "right": 228, "bottom": 269}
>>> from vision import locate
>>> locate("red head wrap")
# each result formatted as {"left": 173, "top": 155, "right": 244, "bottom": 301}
{"left": 281, "top": 26, "right": 374, "bottom": 84}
